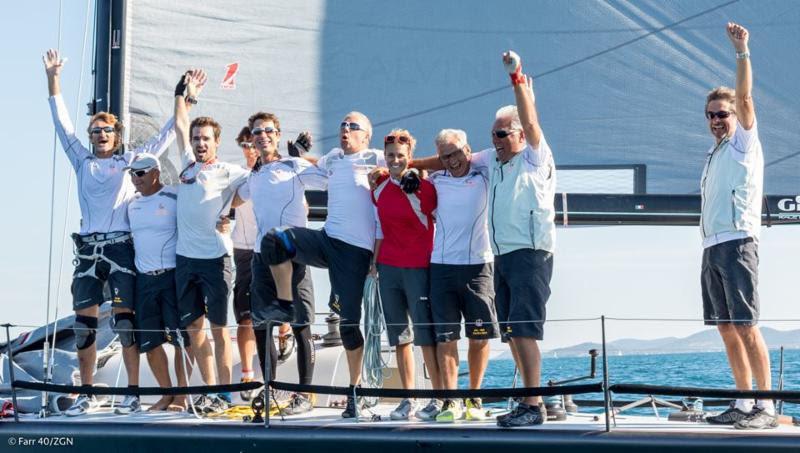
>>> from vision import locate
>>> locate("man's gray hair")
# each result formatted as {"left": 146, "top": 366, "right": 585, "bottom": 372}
{"left": 495, "top": 105, "right": 522, "bottom": 131}
{"left": 435, "top": 129, "right": 469, "bottom": 150}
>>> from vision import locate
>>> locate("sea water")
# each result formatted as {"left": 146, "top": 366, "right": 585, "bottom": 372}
{"left": 463, "top": 349, "right": 800, "bottom": 417}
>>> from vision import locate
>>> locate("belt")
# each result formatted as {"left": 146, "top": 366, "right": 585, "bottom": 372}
{"left": 79, "top": 231, "right": 131, "bottom": 245}
{"left": 143, "top": 268, "right": 173, "bottom": 276}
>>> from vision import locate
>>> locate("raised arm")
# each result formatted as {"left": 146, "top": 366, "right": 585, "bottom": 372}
{"left": 504, "top": 51, "right": 542, "bottom": 148}
{"left": 727, "top": 22, "right": 754, "bottom": 130}
{"left": 44, "top": 49, "right": 90, "bottom": 167}
{"left": 43, "top": 49, "right": 63, "bottom": 97}
{"left": 174, "top": 69, "right": 207, "bottom": 165}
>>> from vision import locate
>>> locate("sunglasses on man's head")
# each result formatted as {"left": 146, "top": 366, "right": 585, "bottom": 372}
{"left": 492, "top": 129, "right": 519, "bottom": 139}
{"left": 340, "top": 122, "right": 366, "bottom": 131}
{"left": 90, "top": 126, "right": 115, "bottom": 135}
{"left": 705, "top": 110, "right": 734, "bottom": 120}
{"left": 129, "top": 168, "right": 153, "bottom": 178}
{"left": 251, "top": 127, "right": 279, "bottom": 136}
{"left": 384, "top": 135, "right": 411, "bottom": 145}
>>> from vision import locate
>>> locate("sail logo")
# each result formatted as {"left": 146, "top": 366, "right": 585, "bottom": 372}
{"left": 221, "top": 63, "right": 239, "bottom": 90}
{"left": 777, "top": 196, "right": 800, "bottom": 212}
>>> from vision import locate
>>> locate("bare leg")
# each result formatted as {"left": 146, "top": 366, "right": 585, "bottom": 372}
{"left": 511, "top": 337, "right": 541, "bottom": 405}
{"left": 171, "top": 345, "right": 193, "bottom": 410}
{"left": 145, "top": 346, "right": 173, "bottom": 410}
{"left": 187, "top": 317, "right": 216, "bottom": 385}
{"left": 269, "top": 261, "right": 294, "bottom": 301}
{"left": 421, "top": 344, "right": 442, "bottom": 390}
{"left": 237, "top": 319, "right": 256, "bottom": 376}
{"left": 736, "top": 325, "right": 771, "bottom": 390}
{"left": 437, "top": 341, "right": 459, "bottom": 389}
{"left": 508, "top": 340, "right": 525, "bottom": 384}
{"left": 210, "top": 323, "right": 232, "bottom": 385}
{"left": 396, "top": 343, "right": 415, "bottom": 389}
{"left": 467, "top": 339, "right": 490, "bottom": 389}
{"left": 346, "top": 347, "right": 364, "bottom": 386}
{"left": 718, "top": 324, "right": 753, "bottom": 389}
{"left": 113, "top": 307, "right": 140, "bottom": 386}
{"left": 76, "top": 305, "right": 99, "bottom": 386}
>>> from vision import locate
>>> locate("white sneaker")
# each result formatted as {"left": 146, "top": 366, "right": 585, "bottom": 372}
{"left": 65, "top": 394, "right": 101, "bottom": 417}
{"left": 390, "top": 398, "right": 419, "bottom": 420}
{"left": 415, "top": 399, "right": 443, "bottom": 421}
{"left": 114, "top": 395, "right": 141, "bottom": 415}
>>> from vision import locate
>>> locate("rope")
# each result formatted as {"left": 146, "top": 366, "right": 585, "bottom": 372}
{"left": 362, "top": 275, "right": 387, "bottom": 407}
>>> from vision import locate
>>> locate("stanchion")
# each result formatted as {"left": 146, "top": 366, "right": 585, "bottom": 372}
{"left": 3, "top": 324, "right": 20, "bottom": 422}
{"left": 601, "top": 316, "right": 610, "bottom": 433}
{"left": 264, "top": 321, "right": 273, "bottom": 428}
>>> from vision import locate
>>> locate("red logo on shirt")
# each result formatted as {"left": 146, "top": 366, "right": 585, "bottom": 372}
{"left": 221, "top": 63, "right": 239, "bottom": 90}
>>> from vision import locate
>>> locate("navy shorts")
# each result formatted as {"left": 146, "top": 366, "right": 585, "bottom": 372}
{"left": 702, "top": 238, "right": 760, "bottom": 326}
{"left": 250, "top": 252, "right": 315, "bottom": 330}
{"left": 285, "top": 228, "right": 372, "bottom": 328}
{"left": 430, "top": 263, "right": 499, "bottom": 342}
{"left": 494, "top": 249, "right": 553, "bottom": 341}
{"left": 233, "top": 248, "right": 254, "bottom": 323}
{"left": 175, "top": 254, "right": 232, "bottom": 327}
{"left": 71, "top": 234, "right": 136, "bottom": 311}
{"left": 134, "top": 269, "right": 189, "bottom": 353}
{"left": 377, "top": 264, "right": 436, "bottom": 347}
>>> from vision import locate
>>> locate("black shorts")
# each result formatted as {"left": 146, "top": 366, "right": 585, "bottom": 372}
{"left": 233, "top": 248, "right": 254, "bottom": 323}
{"left": 250, "top": 252, "right": 315, "bottom": 330}
{"left": 702, "top": 238, "right": 760, "bottom": 326}
{"left": 377, "top": 264, "right": 436, "bottom": 347}
{"left": 494, "top": 249, "right": 553, "bottom": 341}
{"left": 71, "top": 234, "right": 136, "bottom": 311}
{"left": 430, "top": 263, "right": 498, "bottom": 342}
{"left": 175, "top": 254, "right": 232, "bottom": 327}
{"left": 285, "top": 228, "right": 372, "bottom": 327}
{"left": 134, "top": 269, "right": 189, "bottom": 353}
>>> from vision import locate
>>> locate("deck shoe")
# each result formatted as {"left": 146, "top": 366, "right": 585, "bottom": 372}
{"left": 64, "top": 394, "right": 101, "bottom": 417}
{"left": 734, "top": 407, "right": 779, "bottom": 430}
{"left": 114, "top": 395, "right": 141, "bottom": 415}
{"left": 415, "top": 398, "right": 443, "bottom": 421}
{"left": 190, "top": 395, "right": 212, "bottom": 413}
{"left": 204, "top": 394, "right": 229, "bottom": 415}
{"left": 277, "top": 333, "right": 295, "bottom": 363}
{"left": 390, "top": 398, "right": 419, "bottom": 420}
{"left": 281, "top": 393, "right": 314, "bottom": 416}
{"left": 465, "top": 398, "right": 488, "bottom": 421}
{"left": 706, "top": 403, "right": 753, "bottom": 425}
{"left": 497, "top": 403, "right": 544, "bottom": 428}
{"left": 341, "top": 385, "right": 363, "bottom": 418}
{"left": 436, "top": 399, "right": 464, "bottom": 422}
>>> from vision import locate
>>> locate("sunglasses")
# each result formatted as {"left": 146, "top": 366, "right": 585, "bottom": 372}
{"left": 240, "top": 142, "right": 254, "bottom": 149}
{"left": 340, "top": 122, "right": 366, "bottom": 131}
{"left": 90, "top": 126, "right": 115, "bottom": 135}
{"left": 129, "top": 168, "right": 154, "bottom": 178}
{"left": 384, "top": 135, "right": 411, "bottom": 145}
{"left": 251, "top": 127, "right": 279, "bottom": 135}
{"left": 492, "top": 129, "right": 520, "bottom": 139}
{"left": 705, "top": 110, "right": 734, "bottom": 120}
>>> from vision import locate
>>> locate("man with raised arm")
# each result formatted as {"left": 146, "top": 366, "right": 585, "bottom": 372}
{"left": 237, "top": 112, "right": 327, "bottom": 415}
{"left": 468, "top": 51, "right": 557, "bottom": 427}
{"left": 173, "top": 70, "right": 249, "bottom": 414}
{"left": 126, "top": 153, "right": 193, "bottom": 411}
{"left": 700, "top": 24, "right": 774, "bottom": 430}
{"left": 427, "top": 129, "right": 499, "bottom": 423}
{"left": 259, "top": 112, "right": 385, "bottom": 418}
{"left": 44, "top": 49, "right": 180, "bottom": 416}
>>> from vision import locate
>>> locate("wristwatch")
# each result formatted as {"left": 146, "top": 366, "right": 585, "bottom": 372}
{"left": 735, "top": 51, "right": 750, "bottom": 60}
{"left": 185, "top": 96, "right": 198, "bottom": 105}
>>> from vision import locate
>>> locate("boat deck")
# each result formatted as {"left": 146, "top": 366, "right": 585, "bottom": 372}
{"left": 5, "top": 403, "right": 800, "bottom": 452}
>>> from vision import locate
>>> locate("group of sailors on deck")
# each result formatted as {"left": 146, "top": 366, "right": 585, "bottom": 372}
{"left": 42, "top": 21, "right": 776, "bottom": 429}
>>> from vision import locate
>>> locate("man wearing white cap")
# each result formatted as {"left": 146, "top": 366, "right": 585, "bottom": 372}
{"left": 126, "top": 153, "right": 193, "bottom": 411}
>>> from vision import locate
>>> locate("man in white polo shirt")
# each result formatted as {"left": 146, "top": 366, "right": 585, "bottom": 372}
{"left": 126, "top": 153, "right": 193, "bottom": 412}
{"left": 427, "top": 129, "right": 499, "bottom": 423}
{"left": 468, "top": 51, "right": 556, "bottom": 427}
{"left": 173, "top": 69, "right": 249, "bottom": 413}
{"left": 260, "top": 112, "right": 385, "bottom": 418}
{"left": 700, "top": 23, "right": 775, "bottom": 430}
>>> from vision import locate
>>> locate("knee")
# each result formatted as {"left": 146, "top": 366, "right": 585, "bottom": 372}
{"left": 112, "top": 312, "right": 137, "bottom": 348}
{"left": 339, "top": 324, "right": 364, "bottom": 351}
{"left": 735, "top": 325, "right": 760, "bottom": 344}
{"left": 74, "top": 315, "right": 98, "bottom": 350}
{"left": 260, "top": 227, "right": 296, "bottom": 265}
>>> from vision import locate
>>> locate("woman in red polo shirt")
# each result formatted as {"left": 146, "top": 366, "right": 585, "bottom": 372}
{"left": 371, "top": 129, "right": 443, "bottom": 421}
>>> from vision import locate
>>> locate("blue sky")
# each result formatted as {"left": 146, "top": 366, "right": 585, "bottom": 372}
{"left": 2, "top": 2, "right": 799, "bottom": 352}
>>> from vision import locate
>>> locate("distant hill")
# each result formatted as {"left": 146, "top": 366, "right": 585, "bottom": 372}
{"left": 536, "top": 327, "right": 800, "bottom": 358}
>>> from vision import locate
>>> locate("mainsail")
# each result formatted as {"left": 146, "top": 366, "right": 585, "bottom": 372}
{"left": 95, "top": 0, "right": 798, "bottom": 220}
